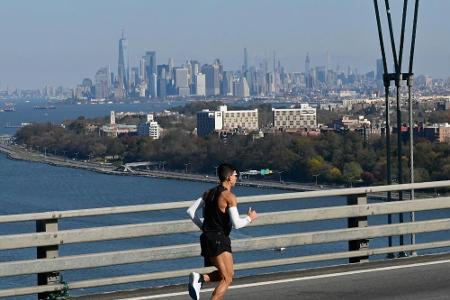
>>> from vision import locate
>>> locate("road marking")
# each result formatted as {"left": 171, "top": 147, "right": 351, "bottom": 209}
{"left": 116, "top": 258, "right": 450, "bottom": 300}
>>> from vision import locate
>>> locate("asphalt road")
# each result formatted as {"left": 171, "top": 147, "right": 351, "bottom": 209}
{"left": 74, "top": 253, "right": 450, "bottom": 300}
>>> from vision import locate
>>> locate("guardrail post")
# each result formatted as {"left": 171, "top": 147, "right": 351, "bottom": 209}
{"left": 36, "top": 218, "right": 60, "bottom": 300}
{"left": 347, "top": 193, "right": 369, "bottom": 263}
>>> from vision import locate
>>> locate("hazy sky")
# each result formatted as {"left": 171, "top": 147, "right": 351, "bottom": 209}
{"left": 1, "top": 0, "right": 450, "bottom": 89}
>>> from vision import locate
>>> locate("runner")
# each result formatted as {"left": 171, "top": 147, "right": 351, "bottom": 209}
{"left": 187, "top": 163, "right": 257, "bottom": 300}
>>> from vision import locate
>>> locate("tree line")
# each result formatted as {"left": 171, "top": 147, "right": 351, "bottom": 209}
{"left": 14, "top": 116, "right": 450, "bottom": 185}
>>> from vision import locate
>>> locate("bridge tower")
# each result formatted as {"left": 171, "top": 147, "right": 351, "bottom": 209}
{"left": 373, "top": 0, "right": 420, "bottom": 255}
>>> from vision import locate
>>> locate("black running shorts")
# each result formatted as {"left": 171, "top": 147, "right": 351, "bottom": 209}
{"left": 200, "top": 231, "right": 232, "bottom": 267}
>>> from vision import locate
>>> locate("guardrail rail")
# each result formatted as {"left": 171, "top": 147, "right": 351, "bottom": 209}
{"left": 1, "top": 180, "right": 450, "bottom": 299}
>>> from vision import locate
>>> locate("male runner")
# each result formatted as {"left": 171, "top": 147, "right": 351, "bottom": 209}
{"left": 187, "top": 163, "right": 257, "bottom": 300}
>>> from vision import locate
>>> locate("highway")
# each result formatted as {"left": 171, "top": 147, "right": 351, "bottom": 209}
{"left": 74, "top": 253, "right": 450, "bottom": 300}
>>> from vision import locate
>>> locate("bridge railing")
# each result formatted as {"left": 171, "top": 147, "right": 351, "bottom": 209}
{"left": 0, "top": 180, "right": 450, "bottom": 299}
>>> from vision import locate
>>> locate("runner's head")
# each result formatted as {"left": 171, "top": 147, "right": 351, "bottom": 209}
{"left": 217, "top": 163, "right": 238, "bottom": 183}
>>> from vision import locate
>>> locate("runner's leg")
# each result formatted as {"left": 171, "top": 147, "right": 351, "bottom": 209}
{"left": 210, "top": 251, "right": 234, "bottom": 300}
{"left": 203, "top": 270, "right": 220, "bottom": 283}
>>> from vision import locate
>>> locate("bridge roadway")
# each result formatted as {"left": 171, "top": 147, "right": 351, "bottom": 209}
{"left": 74, "top": 253, "right": 450, "bottom": 300}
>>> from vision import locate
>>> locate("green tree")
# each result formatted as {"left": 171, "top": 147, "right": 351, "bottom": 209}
{"left": 343, "top": 162, "right": 363, "bottom": 184}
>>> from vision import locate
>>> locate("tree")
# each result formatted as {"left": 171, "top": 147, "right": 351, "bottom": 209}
{"left": 361, "top": 171, "right": 376, "bottom": 185}
{"left": 306, "top": 155, "right": 327, "bottom": 177}
{"left": 89, "top": 143, "right": 107, "bottom": 158}
{"left": 325, "top": 167, "right": 342, "bottom": 182}
{"left": 343, "top": 162, "right": 363, "bottom": 185}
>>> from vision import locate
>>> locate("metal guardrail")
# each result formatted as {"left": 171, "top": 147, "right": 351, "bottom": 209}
{"left": 1, "top": 180, "right": 450, "bottom": 299}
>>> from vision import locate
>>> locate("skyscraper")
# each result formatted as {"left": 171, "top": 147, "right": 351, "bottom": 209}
{"left": 376, "top": 58, "right": 384, "bottom": 81}
{"left": 174, "top": 67, "right": 189, "bottom": 97}
{"left": 139, "top": 58, "right": 146, "bottom": 83}
{"left": 95, "top": 67, "right": 111, "bottom": 99}
{"left": 130, "top": 67, "right": 139, "bottom": 88}
{"left": 157, "top": 64, "right": 169, "bottom": 99}
{"left": 149, "top": 73, "right": 157, "bottom": 99}
{"left": 305, "top": 53, "right": 311, "bottom": 76}
{"left": 117, "top": 33, "right": 129, "bottom": 95}
{"left": 326, "top": 50, "right": 330, "bottom": 84}
{"left": 202, "top": 64, "right": 220, "bottom": 96}
{"left": 243, "top": 48, "right": 248, "bottom": 73}
{"left": 144, "top": 51, "right": 157, "bottom": 97}
{"left": 221, "top": 71, "right": 234, "bottom": 96}
{"left": 234, "top": 77, "right": 250, "bottom": 98}
{"left": 144, "top": 51, "right": 157, "bottom": 75}
{"left": 305, "top": 53, "right": 312, "bottom": 89}
{"left": 194, "top": 73, "right": 206, "bottom": 96}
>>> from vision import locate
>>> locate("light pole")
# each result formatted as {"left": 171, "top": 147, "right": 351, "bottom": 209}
{"left": 184, "top": 163, "right": 190, "bottom": 174}
{"left": 214, "top": 166, "right": 219, "bottom": 176}
{"left": 278, "top": 171, "right": 284, "bottom": 183}
{"left": 312, "top": 174, "right": 320, "bottom": 185}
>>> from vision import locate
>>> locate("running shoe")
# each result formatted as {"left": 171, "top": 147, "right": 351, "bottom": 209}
{"left": 188, "top": 272, "right": 202, "bottom": 300}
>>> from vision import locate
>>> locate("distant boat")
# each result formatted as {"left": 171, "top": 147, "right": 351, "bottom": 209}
{"left": 33, "top": 105, "right": 56, "bottom": 110}
{"left": 3, "top": 103, "right": 15, "bottom": 112}
{"left": 4, "top": 122, "right": 31, "bottom": 128}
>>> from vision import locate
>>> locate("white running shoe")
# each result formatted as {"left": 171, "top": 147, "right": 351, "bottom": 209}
{"left": 188, "top": 272, "right": 202, "bottom": 300}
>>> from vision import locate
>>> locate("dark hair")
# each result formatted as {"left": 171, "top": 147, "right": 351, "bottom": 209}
{"left": 217, "top": 163, "right": 237, "bottom": 182}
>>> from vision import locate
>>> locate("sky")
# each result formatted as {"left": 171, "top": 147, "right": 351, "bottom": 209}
{"left": 1, "top": 0, "right": 450, "bottom": 89}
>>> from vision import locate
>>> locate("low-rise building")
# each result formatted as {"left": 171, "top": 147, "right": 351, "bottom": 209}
{"left": 421, "top": 123, "right": 450, "bottom": 143}
{"left": 197, "top": 109, "right": 223, "bottom": 137}
{"left": 340, "top": 115, "right": 371, "bottom": 130}
{"left": 272, "top": 104, "right": 317, "bottom": 131}
{"left": 137, "top": 122, "right": 160, "bottom": 139}
{"left": 137, "top": 114, "right": 160, "bottom": 139}
{"left": 101, "top": 124, "right": 137, "bottom": 137}
{"left": 221, "top": 105, "right": 258, "bottom": 132}
{"left": 196, "top": 105, "right": 258, "bottom": 137}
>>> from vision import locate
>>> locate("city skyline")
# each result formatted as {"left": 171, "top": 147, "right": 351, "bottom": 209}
{"left": 1, "top": 0, "right": 450, "bottom": 89}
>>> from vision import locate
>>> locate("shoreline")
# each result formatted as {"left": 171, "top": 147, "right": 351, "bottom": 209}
{"left": 0, "top": 142, "right": 320, "bottom": 192}
{"left": 1, "top": 142, "right": 444, "bottom": 199}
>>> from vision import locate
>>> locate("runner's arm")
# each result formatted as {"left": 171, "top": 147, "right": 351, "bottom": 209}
{"left": 228, "top": 206, "right": 252, "bottom": 229}
{"left": 186, "top": 197, "right": 204, "bottom": 230}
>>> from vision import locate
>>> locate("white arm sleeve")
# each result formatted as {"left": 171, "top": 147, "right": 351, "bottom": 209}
{"left": 186, "top": 197, "right": 204, "bottom": 230}
{"left": 228, "top": 206, "right": 252, "bottom": 229}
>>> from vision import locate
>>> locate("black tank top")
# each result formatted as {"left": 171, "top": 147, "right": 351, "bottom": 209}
{"left": 202, "top": 185, "right": 232, "bottom": 236}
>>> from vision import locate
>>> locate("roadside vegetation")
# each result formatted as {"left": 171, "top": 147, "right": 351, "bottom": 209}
{"left": 14, "top": 113, "right": 450, "bottom": 185}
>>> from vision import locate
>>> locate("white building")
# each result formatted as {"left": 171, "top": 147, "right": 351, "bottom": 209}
{"left": 194, "top": 73, "right": 206, "bottom": 96}
{"left": 272, "top": 104, "right": 317, "bottom": 130}
{"left": 101, "top": 124, "right": 137, "bottom": 137}
{"left": 233, "top": 77, "right": 250, "bottom": 98}
{"left": 221, "top": 105, "right": 258, "bottom": 132}
{"left": 137, "top": 114, "right": 160, "bottom": 139}
{"left": 110, "top": 111, "right": 116, "bottom": 125}
{"left": 196, "top": 105, "right": 258, "bottom": 137}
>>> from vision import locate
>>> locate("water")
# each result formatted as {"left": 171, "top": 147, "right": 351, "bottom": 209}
{"left": 0, "top": 99, "right": 184, "bottom": 135}
{"left": 1, "top": 154, "right": 449, "bottom": 299}
{"left": 0, "top": 101, "right": 449, "bottom": 298}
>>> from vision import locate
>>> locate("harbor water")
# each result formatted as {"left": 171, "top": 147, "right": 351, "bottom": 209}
{"left": 1, "top": 100, "right": 449, "bottom": 298}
